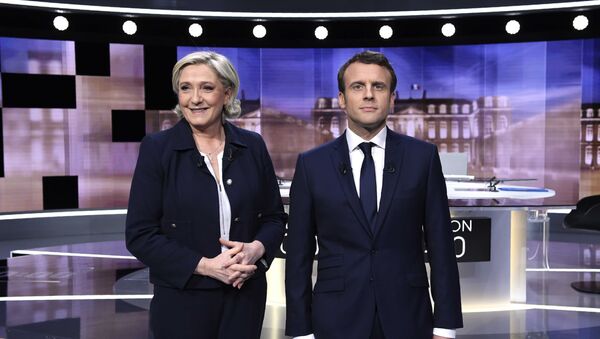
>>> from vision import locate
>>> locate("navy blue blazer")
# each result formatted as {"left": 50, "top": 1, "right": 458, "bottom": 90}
{"left": 126, "top": 119, "right": 286, "bottom": 290}
{"left": 285, "top": 128, "right": 463, "bottom": 338}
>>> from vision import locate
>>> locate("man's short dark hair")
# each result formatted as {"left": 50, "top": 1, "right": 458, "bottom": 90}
{"left": 337, "top": 50, "right": 397, "bottom": 93}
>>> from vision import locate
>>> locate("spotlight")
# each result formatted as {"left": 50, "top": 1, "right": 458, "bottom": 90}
{"left": 253, "top": 24, "right": 267, "bottom": 38}
{"left": 53, "top": 15, "right": 69, "bottom": 31}
{"left": 189, "top": 23, "right": 203, "bottom": 37}
{"left": 505, "top": 19, "right": 520, "bottom": 34}
{"left": 122, "top": 20, "right": 137, "bottom": 35}
{"left": 573, "top": 15, "right": 589, "bottom": 30}
{"left": 441, "top": 23, "right": 455, "bottom": 37}
{"left": 379, "top": 25, "right": 393, "bottom": 39}
{"left": 315, "top": 26, "right": 328, "bottom": 40}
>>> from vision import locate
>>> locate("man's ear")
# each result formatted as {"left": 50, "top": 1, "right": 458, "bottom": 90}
{"left": 389, "top": 90, "right": 396, "bottom": 108}
{"left": 338, "top": 91, "right": 346, "bottom": 109}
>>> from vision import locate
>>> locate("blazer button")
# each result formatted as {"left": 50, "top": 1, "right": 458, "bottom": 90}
{"left": 171, "top": 223, "right": 176, "bottom": 228}
{"left": 257, "top": 212, "right": 262, "bottom": 218}
{"left": 226, "top": 179, "right": 233, "bottom": 186}
{"left": 233, "top": 217, "right": 240, "bottom": 222}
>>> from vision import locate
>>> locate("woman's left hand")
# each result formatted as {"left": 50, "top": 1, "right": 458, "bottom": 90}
{"left": 219, "top": 238, "right": 265, "bottom": 289}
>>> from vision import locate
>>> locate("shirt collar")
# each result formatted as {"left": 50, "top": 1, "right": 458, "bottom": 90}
{"left": 345, "top": 126, "right": 387, "bottom": 152}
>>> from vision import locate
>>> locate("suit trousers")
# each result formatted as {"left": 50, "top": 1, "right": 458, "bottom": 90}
{"left": 150, "top": 277, "right": 266, "bottom": 339}
{"left": 370, "top": 310, "right": 385, "bottom": 339}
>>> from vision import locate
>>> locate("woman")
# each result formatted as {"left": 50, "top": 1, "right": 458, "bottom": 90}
{"left": 126, "top": 51, "right": 286, "bottom": 339}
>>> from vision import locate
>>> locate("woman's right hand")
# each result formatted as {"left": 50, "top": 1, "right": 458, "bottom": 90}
{"left": 194, "top": 243, "right": 257, "bottom": 285}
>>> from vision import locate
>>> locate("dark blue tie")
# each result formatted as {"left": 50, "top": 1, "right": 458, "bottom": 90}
{"left": 358, "top": 142, "right": 377, "bottom": 228}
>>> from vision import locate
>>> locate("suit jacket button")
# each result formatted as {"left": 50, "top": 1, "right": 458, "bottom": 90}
{"left": 226, "top": 179, "right": 233, "bottom": 185}
{"left": 171, "top": 223, "right": 176, "bottom": 228}
{"left": 234, "top": 217, "right": 240, "bottom": 222}
{"left": 370, "top": 276, "right": 374, "bottom": 282}
{"left": 257, "top": 212, "right": 262, "bottom": 218}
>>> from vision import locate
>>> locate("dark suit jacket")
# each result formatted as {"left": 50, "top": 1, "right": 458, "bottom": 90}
{"left": 285, "top": 128, "right": 463, "bottom": 339}
{"left": 126, "top": 119, "right": 286, "bottom": 290}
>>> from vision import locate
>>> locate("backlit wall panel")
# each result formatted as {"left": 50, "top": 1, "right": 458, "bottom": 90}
{"left": 0, "top": 37, "right": 599, "bottom": 211}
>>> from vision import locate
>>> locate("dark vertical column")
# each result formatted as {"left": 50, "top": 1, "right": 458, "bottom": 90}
{"left": 144, "top": 45, "right": 177, "bottom": 110}
{"left": 0, "top": 108, "right": 4, "bottom": 178}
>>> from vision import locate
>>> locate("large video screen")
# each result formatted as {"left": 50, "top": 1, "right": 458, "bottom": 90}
{"left": 0, "top": 37, "right": 599, "bottom": 211}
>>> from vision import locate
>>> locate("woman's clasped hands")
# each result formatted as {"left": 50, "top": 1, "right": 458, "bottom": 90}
{"left": 196, "top": 238, "right": 266, "bottom": 289}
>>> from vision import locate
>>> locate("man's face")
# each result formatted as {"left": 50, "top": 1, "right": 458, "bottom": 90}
{"left": 338, "top": 62, "right": 395, "bottom": 135}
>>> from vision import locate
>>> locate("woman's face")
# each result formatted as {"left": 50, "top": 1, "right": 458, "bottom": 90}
{"left": 177, "top": 63, "right": 231, "bottom": 133}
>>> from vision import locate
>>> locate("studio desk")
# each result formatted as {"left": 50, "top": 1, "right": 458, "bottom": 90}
{"left": 269, "top": 181, "right": 556, "bottom": 311}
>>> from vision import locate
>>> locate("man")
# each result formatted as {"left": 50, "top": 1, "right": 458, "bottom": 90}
{"left": 285, "top": 51, "right": 463, "bottom": 339}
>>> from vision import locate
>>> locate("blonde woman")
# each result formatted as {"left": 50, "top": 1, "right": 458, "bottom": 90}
{"left": 126, "top": 51, "right": 286, "bottom": 339}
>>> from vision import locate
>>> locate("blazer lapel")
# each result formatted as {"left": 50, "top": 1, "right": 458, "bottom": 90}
{"left": 373, "top": 129, "right": 405, "bottom": 238}
{"left": 169, "top": 119, "right": 213, "bottom": 176}
{"left": 222, "top": 121, "right": 247, "bottom": 174}
{"left": 330, "top": 133, "right": 373, "bottom": 237}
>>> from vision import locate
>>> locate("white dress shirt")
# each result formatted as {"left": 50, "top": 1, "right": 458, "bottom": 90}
{"left": 346, "top": 127, "right": 386, "bottom": 210}
{"left": 293, "top": 128, "right": 455, "bottom": 339}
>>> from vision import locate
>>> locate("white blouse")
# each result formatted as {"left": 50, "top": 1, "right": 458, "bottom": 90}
{"left": 200, "top": 150, "right": 231, "bottom": 253}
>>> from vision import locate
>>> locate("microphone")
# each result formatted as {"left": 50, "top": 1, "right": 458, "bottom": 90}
{"left": 384, "top": 164, "right": 396, "bottom": 173}
{"left": 339, "top": 163, "right": 349, "bottom": 175}
{"left": 226, "top": 148, "right": 233, "bottom": 161}
{"left": 197, "top": 156, "right": 205, "bottom": 168}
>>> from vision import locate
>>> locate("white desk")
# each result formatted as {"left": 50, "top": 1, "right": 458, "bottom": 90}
{"left": 280, "top": 180, "right": 556, "bottom": 201}
{"left": 446, "top": 181, "right": 556, "bottom": 200}
{"left": 276, "top": 180, "right": 555, "bottom": 306}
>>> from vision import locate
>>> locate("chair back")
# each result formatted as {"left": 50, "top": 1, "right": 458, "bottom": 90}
{"left": 564, "top": 195, "right": 600, "bottom": 231}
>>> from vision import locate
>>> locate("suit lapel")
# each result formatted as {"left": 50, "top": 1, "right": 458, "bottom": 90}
{"left": 330, "top": 133, "right": 373, "bottom": 237}
{"left": 373, "top": 129, "right": 405, "bottom": 238}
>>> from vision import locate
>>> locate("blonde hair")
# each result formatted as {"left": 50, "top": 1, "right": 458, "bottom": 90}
{"left": 171, "top": 51, "right": 241, "bottom": 119}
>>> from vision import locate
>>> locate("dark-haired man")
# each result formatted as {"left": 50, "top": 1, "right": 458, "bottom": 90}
{"left": 285, "top": 51, "right": 463, "bottom": 339}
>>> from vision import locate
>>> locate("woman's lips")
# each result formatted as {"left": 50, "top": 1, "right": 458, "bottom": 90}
{"left": 189, "top": 107, "right": 208, "bottom": 113}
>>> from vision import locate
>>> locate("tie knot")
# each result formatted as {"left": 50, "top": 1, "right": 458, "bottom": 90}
{"left": 358, "top": 142, "right": 374, "bottom": 157}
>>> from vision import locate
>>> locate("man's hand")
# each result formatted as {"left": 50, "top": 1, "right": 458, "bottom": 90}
{"left": 220, "top": 238, "right": 265, "bottom": 288}
{"left": 195, "top": 242, "right": 257, "bottom": 285}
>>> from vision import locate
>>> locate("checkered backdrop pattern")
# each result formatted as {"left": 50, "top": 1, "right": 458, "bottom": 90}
{"left": 0, "top": 38, "right": 177, "bottom": 211}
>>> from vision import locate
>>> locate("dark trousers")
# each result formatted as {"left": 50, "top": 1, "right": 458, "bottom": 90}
{"left": 150, "top": 278, "right": 266, "bottom": 339}
{"left": 371, "top": 310, "right": 385, "bottom": 339}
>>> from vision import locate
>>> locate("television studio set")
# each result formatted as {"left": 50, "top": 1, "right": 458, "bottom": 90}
{"left": 0, "top": 0, "right": 600, "bottom": 338}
